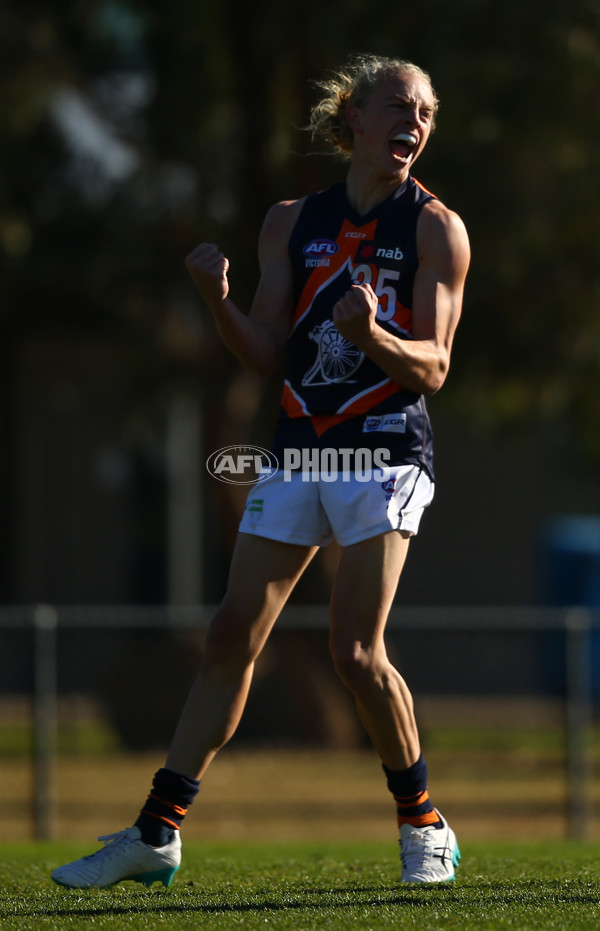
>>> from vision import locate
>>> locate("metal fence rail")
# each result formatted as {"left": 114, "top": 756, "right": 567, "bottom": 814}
{"left": 1, "top": 604, "right": 598, "bottom": 840}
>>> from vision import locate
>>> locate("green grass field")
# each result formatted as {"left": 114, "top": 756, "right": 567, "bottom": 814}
{"left": 2, "top": 700, "right": 600, "bottom": 928}
{"left": 1, "top": 840, "right": 600, "bottom": 930}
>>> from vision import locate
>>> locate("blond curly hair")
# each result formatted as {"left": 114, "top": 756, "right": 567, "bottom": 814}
{"left": 307, "top": 54, "right": 439, "bottom": 158}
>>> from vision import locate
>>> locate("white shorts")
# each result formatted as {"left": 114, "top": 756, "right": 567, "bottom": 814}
{"left": 238, "top": 465, "right": 434, "bottom": 547}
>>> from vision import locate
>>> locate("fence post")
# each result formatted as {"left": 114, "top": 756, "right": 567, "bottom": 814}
{"left": 565, "top": 607, "right": 593, "bottom": 840}
{"left": 33, "top": 604, "right": 58, "bottom": 840}
{"left": 166, "top": 394, "right": 203, "bottom": 605}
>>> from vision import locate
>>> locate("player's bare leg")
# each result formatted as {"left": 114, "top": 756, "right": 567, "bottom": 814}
{"left": 52, "top": 533, "right": 317, "bottom": 889}
{"left": 166, "top": 533, "right": 318, "bottom": 779}
{"left": 329, "top": 530, "right": 460, "bottom": 883}
{"left": 329, "top": 531, "right": 419, "bottom": 769}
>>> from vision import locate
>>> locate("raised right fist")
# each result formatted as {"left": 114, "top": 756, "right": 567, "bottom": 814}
{"left": 184, "top": 243, "right": 230, "bottom": 305}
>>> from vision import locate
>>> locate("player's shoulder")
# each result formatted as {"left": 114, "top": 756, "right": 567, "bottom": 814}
{"left": 418, "top": 196, "right": 470, "bottom": 255}
{"left": 261, "top": 198, "right": 307, "bottom": 239}
{"left": 258, "top": 198, "right": 307, "bottom": 264}
{"left": 420, "top": 195, "right": 465, "bottom": 229}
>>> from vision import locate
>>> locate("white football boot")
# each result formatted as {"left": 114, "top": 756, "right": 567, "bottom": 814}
{"left": 51, "top": 826, "right": 181, "bottom": 889}
{"left": 399, "top": 810, "right": 460, "bottom": 883}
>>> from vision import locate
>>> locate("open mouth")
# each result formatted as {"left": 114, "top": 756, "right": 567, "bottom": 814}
{"left": 390, "top": 132, "right": 418, "bottom": 161}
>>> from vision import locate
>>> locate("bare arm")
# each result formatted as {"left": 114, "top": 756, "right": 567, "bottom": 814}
{"left": 184, "top": 199, "right": 304, "bottom": 376}
{"left": 332, "top": 200, "right": 470, "bottom": 394}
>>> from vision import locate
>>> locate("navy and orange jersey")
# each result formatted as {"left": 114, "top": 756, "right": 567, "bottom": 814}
{"left": 271, "top": 176, "right": 436, "bottom": 476}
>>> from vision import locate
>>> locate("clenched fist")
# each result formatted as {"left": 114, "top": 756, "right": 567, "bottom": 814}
{"left": 332, "top": 282, "right": 378, "bottom": 347}
{"left": 185, "top": 243, "right": 230, "bottom": 306}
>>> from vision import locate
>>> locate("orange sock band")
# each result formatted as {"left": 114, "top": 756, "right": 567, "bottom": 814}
{"left": 139, "top": 809, "right": 181, "bottom": 831}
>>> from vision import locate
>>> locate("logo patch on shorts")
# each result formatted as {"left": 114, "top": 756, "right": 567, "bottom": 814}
{"left": 381, "top": 477, "right": 398, "bottom": 502}
{"left": 362, "top": 413, "right": 407, "bottom": 434}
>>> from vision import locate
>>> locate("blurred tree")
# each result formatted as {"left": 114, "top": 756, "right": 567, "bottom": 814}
{"left": 420, "top": 0, "right": 600, "bottom": 467}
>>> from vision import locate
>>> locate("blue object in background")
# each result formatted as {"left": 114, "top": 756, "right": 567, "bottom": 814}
{"left": 541, "top": 515, "right": 600, "bottom": 698}
{"left": 542, "top": 516, "right": 600, "bottom": 607}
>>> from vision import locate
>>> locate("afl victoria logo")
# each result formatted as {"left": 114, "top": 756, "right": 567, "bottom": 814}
{"left": 206, "top": 446, "right": 279, "bottom": 485}
{"left": 302, "top": 239, "right": 339, "bottom": 256}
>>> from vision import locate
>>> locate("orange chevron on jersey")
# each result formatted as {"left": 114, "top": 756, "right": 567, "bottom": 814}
{"left": 309, "top": 380, "right": 404, "bottom": 437}
{"left": 282, "top": 375, "right": 403, "bottom": 433}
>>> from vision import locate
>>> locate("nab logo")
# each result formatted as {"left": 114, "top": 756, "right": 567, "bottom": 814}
{"left": 206, "top": 446, "right": 279, "bottom": 485}
{"left": 376, "top": 246, "right": 404, "bottom": 261}
{"left": 303, "top": 239, "right": 339, "bottom": 257}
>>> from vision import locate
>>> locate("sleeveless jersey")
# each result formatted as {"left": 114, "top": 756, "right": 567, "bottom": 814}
{"left": 272, "top": 177, "right": 436, "bottom": 477}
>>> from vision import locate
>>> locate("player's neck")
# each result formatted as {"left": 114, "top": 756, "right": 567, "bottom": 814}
{"left": 345, "top": 163, "right": 408, "bottom": 217}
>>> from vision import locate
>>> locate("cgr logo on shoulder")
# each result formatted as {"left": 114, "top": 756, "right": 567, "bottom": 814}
{"left": 206, "top": 446, "right": 279, "bottom": 485}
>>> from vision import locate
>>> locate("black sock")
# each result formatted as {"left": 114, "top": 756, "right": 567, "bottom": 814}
{"left": 135, "top": 767, "right": 200, "bottom": 847}
{"left": 383, "top": 754, "right": 442, "bottom": 829}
